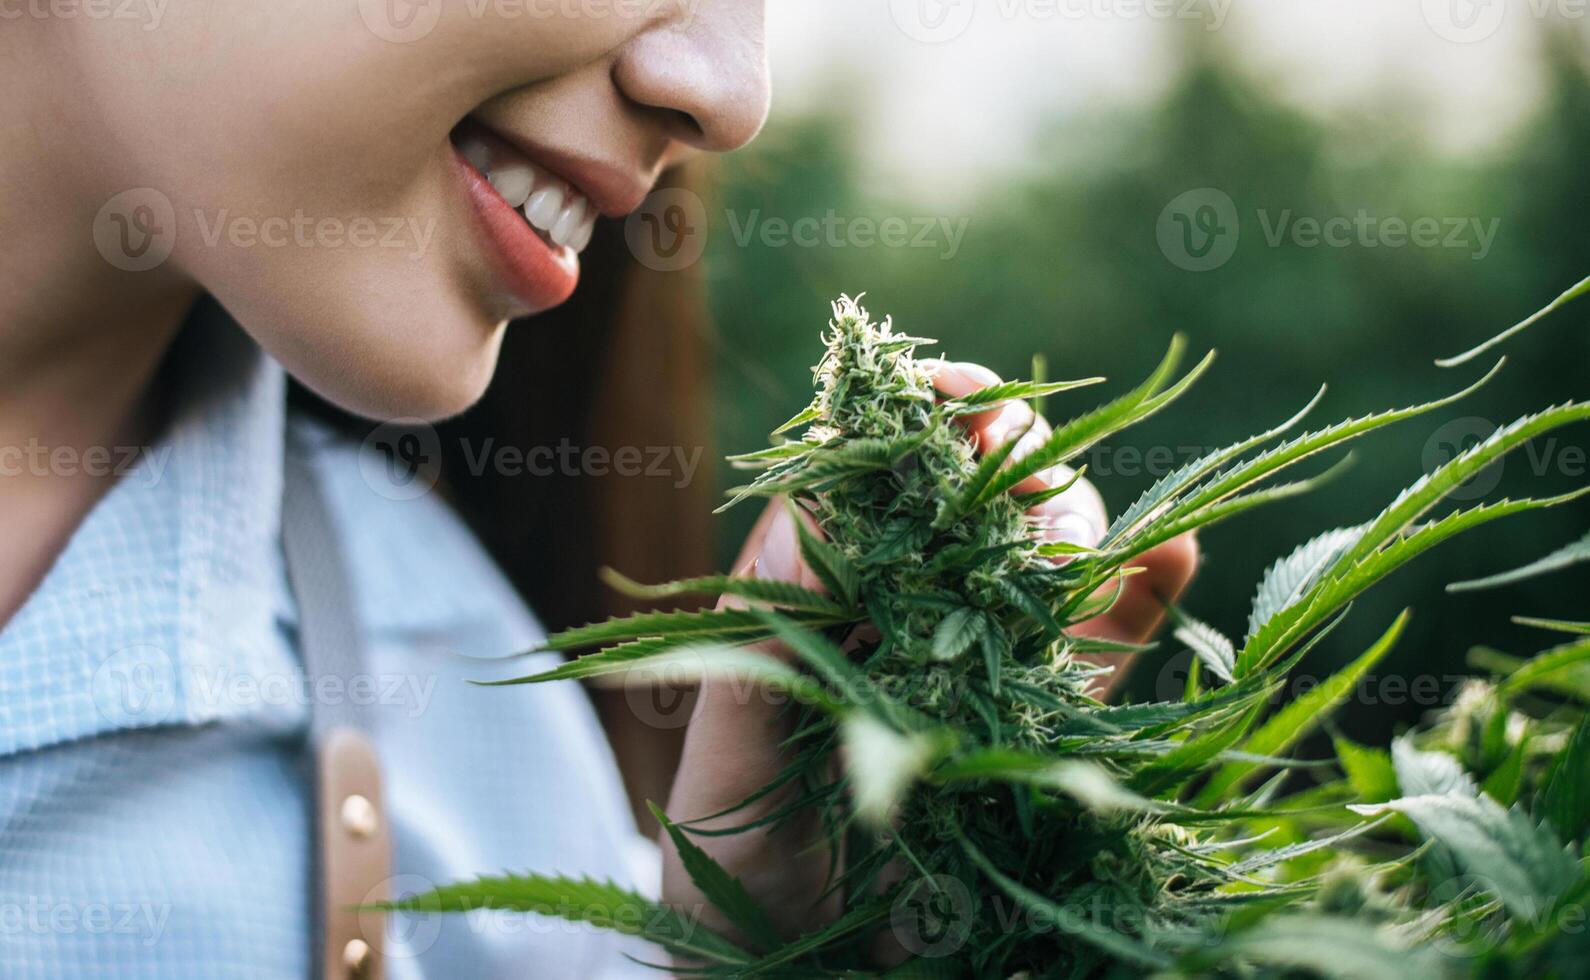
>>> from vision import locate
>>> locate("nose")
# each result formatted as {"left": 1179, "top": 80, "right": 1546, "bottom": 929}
{"left": 613, "top": 1, "right": 771, "bottom": 153}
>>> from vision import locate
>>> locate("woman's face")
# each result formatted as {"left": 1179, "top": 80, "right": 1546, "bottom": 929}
{"left": 68, "top": 1, "right": 768, "bottom": 418}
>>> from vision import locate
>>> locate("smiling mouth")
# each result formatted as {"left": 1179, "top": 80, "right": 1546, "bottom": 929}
{"left": 450, "top": 121, "right": 599, "bottom": 255}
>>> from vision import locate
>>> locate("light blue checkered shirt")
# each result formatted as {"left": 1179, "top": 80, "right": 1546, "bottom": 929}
{"left": 0, "top": 321, "right": 655, "bottom": 978}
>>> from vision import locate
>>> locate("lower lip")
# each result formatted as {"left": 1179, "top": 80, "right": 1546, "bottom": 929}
{"left": 452, "top": 147, "right": 579, "bottom": 315}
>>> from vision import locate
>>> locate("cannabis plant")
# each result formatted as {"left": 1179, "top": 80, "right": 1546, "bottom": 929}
{"left": 389, "top": 282, "right": 1590, "bottom": 977}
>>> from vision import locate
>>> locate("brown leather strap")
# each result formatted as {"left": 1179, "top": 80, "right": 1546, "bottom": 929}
{"left": 283, "top": 436, "right": 392, "bottom": 980}
{"left": 316, "top": 728, "right": 391, "bottom": 980}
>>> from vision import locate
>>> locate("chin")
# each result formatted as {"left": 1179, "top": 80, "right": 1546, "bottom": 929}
{"left": 359, "top": 333, "right": 507, "bottom": 423}
{"left": 271, "top": 310, "right": 510, "bottom": 424}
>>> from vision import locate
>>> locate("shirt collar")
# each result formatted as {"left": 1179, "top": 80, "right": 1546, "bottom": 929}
{"left": 0, "top": 303, "right": 299, "bottom": 755}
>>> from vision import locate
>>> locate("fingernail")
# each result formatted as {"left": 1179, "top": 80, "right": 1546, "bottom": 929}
{"left": 1043, "top": 511, "right": 1102, "bottom": 549}
{"left": 760, "top": 508, "right": 800, "bottom": 581}
{"left": 951, "top": 361, "right": 1001, "bottom": 386}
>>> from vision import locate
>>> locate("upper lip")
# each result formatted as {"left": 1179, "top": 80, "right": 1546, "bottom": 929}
{"left": 468, "top": 117, "right": 653, "bottom": 220}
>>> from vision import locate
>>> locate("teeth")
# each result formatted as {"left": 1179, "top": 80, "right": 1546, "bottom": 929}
{"left": 568, "top": 213, "right": 596, "bottom": 253}
{"left": 524, "top": 184, "right": 564, "bottom": 230}
{"left": 488, "top": 161, "right": 536, "bottom": 209}
{"left": 549, "top": 196, "right": 588, "bottom": 247}
{"left": 459, "top": 129, "right": 599, "bottom": 254}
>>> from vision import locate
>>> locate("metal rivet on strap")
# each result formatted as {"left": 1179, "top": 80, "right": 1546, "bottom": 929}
{"left": 342, "top": 938, "right": 373, "bottom": 978}
{"left": 339, "top": 794, "right": 379, "bottom": 839}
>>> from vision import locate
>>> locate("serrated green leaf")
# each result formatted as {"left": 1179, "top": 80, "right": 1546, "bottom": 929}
{"left": 980, "top": 337, "right": 1215, "bottom": 502}
{"left": 1496, "top": 637, "right": 1590, "bottom": 697}
{"left": 1178, "top": 914, "right": 1449, "bottom": 979}
{"left": 1241, "top": 488, "right": 1590, "bottom": 676}
{"left": 1330, "top": 402, "right": 1590, "bottom": 574}
{"left": 649, "top": 802, "right": 783, "bottom": 952}
{"left": 1447, "top": 529, "right": 1590, "bottom": 592}
{"left": 935, "top": 414, "right": 1035, "bottom": 529}
{"left": 1437, "top": 272, "right": 1590, "bottom": 367}
{"left": 1247, "top": 526, "right": 1365, "bottom": 640}
{"left": 940, "top": 376, "right": 1104, "bottom": 416}
{"left": 1392, "top": 738, "right": 1478, "bottom": 798}
{"left": 978, "top": 624, "right": 1009, "bottom": 696}
{"left": 537, "top": 608, "right": 789, "bottom": 652}
{"left": 599, "top": 568, "right": 848, "bottom": 616}
{"left": 1542, "top": 719, "right": 1590, "bottom": 841}
{"left": 1198, "top": 610, "right": 1410, "bottom": 804}
{"left": 1335, "top": 737, "right": 1398, "bottom": 803}
{"left": 1107, "top": 454, "right": 1356, "bottom": 564}
{"left": 1105, "top": 384, "right": 1328, "bottom": 545}
{"left": 1173, "top": 609, "right": 1236, "bottom": 684}
{"left": 931, "top": 607, "right": 985, "bottom": 662}
{"left": 1511, "top": 615, "right": 1590, "bottom": 636}
{"left": 771, "top": 403, "right": 821, "bottom": 435}
{"left": 790, "top": 503, "right": 861, "bottom": 608}
{"left": 960, "top": 836, "right": 1172, "bottom": 969}
{"left": 374, "top": 873, "right": 751, "bottom": 965}
{"left": 1349, "top": 792, "right": 1580, "bottom": 921}
{"left": 1481, "top": 735, "right": 1528, "bottom": 807}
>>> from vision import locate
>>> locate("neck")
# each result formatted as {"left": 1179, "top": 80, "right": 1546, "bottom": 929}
{"left": 0, "top": 26, "right": 201, "bottom": 626}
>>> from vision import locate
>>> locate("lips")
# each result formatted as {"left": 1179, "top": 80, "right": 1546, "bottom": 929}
{"left": 450, "top": 123, "right": 599, "bottom": 315}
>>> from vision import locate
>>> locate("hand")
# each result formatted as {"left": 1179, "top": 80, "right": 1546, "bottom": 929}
{"left": 660, "top": 361, "right": 1199, "bottom": 946}
{"left": 931, "top": 360, "right": 1200, "bottom": 694}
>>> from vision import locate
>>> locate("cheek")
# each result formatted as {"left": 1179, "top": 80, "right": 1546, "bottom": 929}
{"left": 73, "top": 3, "right": 642, "bottom": 420}
{"left": 215, "top": 257, "right": 512, "bottom": 422}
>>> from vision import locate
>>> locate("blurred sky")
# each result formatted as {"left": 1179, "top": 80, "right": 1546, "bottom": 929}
{"left": 766, "top": 1, "right": 1585, "bottom": 199}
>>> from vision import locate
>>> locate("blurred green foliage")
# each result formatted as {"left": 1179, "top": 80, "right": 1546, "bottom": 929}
{"left": 705, "top": 31, "right": 1589, "bottom": 744}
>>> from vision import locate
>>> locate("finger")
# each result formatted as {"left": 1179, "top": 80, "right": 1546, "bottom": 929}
{"left": 928, "top": 359, "right": 1005, "bottom": 431}
{"left": 975, "top": 400, "right": 1041, "bottom": 456}
{"left": 730, "top": 497, "right": 784, "bottom": 575}
{"left": 1029, "top": 466, "right": 1109, "bottom": 552}
{"left": 1077, "top": 532, "right": 1201, "bottom": 645}
{"left": 928, "top": 359, "right": 1000, "bottom": 398}
{"left": 718, "top": 502, "right": 827, "bottom": 614}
